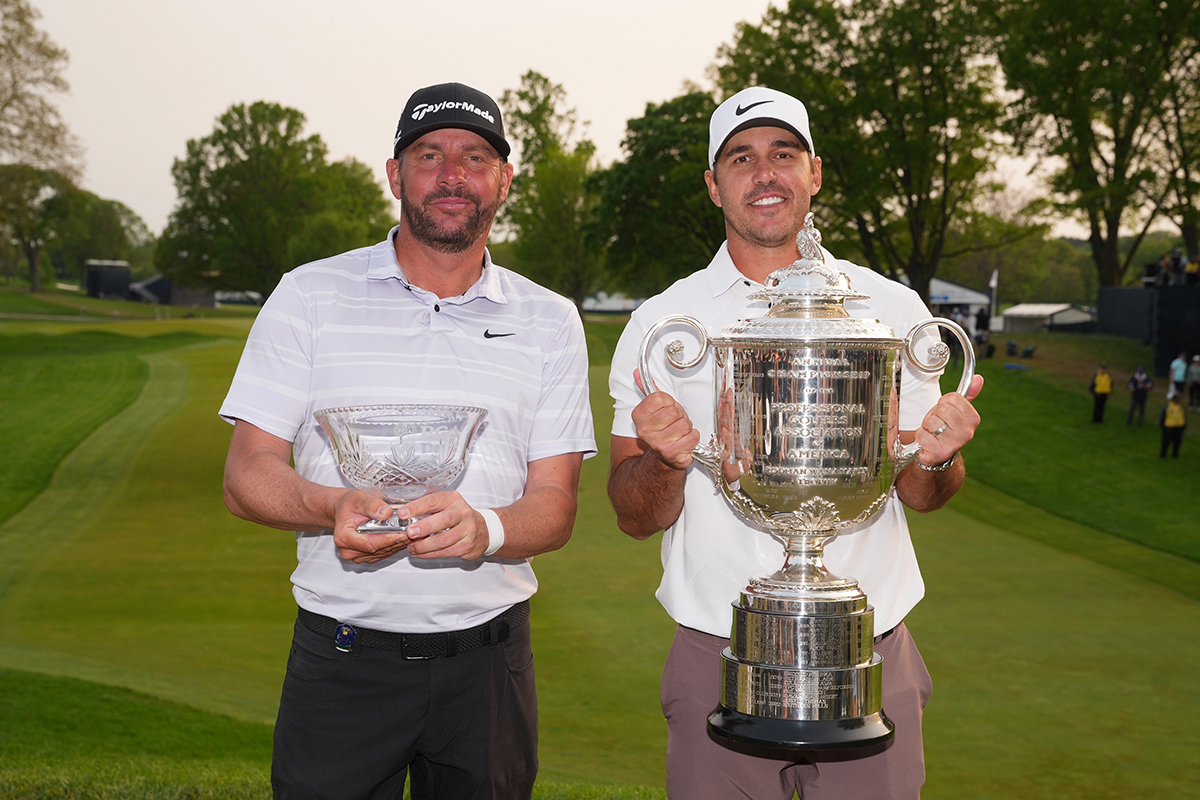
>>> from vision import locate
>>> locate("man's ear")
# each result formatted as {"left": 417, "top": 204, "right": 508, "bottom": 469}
{"left": 704, "top": 169, "right": 723, "bottom": 208}
{"left": 498, "top": 160, "right": 515, "bottom": 203}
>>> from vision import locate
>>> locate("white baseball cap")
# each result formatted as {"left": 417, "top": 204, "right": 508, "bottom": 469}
{"left": 708, "top": 87, "right": 815, "bottom": 169}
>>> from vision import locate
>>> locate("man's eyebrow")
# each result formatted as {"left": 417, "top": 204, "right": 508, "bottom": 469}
{"left": 721, "top": 138, "right": 805, "bottom": 160}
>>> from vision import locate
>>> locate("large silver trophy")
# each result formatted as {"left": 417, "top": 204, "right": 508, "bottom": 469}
{"left": 638, "top": 215, "right": 974, "bottom": 750}
{"left": 314, "top": 404, "right": 488, "bottom": 533}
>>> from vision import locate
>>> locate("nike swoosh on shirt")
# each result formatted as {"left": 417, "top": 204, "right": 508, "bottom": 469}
{"left": 735, "top": 100, "right": 773, "bottom": 116}
{"left": 483, "top": 330, "right": 516, "bottom": 339}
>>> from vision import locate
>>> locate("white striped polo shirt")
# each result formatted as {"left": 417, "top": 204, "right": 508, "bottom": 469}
{"left": 220, "top": 228, "right": 596, "bottom": 633}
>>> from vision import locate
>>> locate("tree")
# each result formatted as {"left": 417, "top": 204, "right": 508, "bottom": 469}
{"left": 0, "top": 0, "right": 80, "bottom": 169}
{"left": 1152, "top": 31, "right": 1200, "bottom": 258}
{"left": 713, "top": 0, "right": 1006, "bottom": 303}
{"left": 157, "top": 102, "right": 393, "bottom": 297}
{"left": 44, "top": 192, "right": 155, "bottom": 283}
{"left": 0, "top": 163, "right": 77, "bottom": 291}
{"left": 499, "top": 71, "right": 603, "bottom": 312}
{"left": 590, "top": 90, "right": 726, "bottom": 298}
{"left": 998, "top": 0, "right": 1200, "bottom": 286}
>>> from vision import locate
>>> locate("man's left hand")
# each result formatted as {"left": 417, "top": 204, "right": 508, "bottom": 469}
{"left": 399, "top": 491, "right": 491, "bottom": 561}
{"left": 914, "top": 374, "right": 985, "bottom": 466}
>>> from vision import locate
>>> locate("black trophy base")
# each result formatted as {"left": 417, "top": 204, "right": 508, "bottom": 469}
{"left": 708, "top": 705, "right": 895, "bottom": 751}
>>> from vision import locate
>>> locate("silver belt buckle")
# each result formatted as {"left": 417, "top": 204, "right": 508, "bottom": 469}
{"left": 399, "top": 633, "right": 436, "bottom": 660}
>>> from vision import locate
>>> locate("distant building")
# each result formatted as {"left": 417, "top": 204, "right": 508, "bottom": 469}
{"left": 583, "top": 291, "right": 640, "bottom": 314}
{"left": 1002, "top": 303, "right": 1094, "bottom": 332}
{"left": 85, "top": 260, "right": 131, "bottom": 299}
{"left": 213, "top": 290, "right": 263, "bottom": 307}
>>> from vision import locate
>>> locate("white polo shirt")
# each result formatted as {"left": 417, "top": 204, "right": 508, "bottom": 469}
{"left": 610, "top": 242, "right": 943, "bottom": 638}
{"left": 221, "top": 227, "right": 596, "bottom": 633}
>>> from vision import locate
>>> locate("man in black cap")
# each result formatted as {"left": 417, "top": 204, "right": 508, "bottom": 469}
{"left": 221, "top": 82, "right": 595, "bottom": 800}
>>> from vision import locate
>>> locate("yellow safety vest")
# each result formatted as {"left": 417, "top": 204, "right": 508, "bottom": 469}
{"left": 1093, "top": 373, "right": 1112, "bottom": 394}
{"left": 1165, "top": 403, "right": 1186, "bottom": 428}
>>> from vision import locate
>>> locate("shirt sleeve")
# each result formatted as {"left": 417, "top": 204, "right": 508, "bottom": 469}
{"left": 218, "top": 272, "right": 315, "bottom": 442}
{"left": 527, "top": 305, "right": 597, "bottom": 461}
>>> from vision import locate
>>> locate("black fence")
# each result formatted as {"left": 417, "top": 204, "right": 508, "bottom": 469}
{"left": 1153, "top": 286, "right": 1200, "bottom": 376}
{"left": 1097, "top": 287, "right": 1153, "bottom": 341}
{"left": 1096, "top": 286, "right": 1200, "bottom": 376}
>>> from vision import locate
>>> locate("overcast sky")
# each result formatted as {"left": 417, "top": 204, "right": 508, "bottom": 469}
{"left": 35, "top": 0, "right": 779, "bottom": 234}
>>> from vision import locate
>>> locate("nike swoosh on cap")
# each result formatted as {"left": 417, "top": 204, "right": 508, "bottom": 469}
{"left": 735, "top": 100, "right": 773, "bottom": 116}
{"left": 483, "top": 329, "right": 516, "bottom": 338}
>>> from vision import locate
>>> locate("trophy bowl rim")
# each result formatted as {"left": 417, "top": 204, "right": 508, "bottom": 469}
{"left": 313, "top": 403, "right": 489, "bottom": 424}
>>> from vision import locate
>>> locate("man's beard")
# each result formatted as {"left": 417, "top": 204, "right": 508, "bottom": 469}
{"left": 724, "top": 181, "right": 806, "bottom": 249}
{"left": 401, "top": 181, "right": 502, "bottom": 254}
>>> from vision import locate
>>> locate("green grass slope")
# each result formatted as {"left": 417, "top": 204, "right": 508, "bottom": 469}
{"left": 0, "top": 331, "right": 210, "bottom": 526}
{"left": 966, "top": 356, "right": 1198, "bottom": 561}
{"left": 0, "top": 318, "right": 1196, "bottom": 799}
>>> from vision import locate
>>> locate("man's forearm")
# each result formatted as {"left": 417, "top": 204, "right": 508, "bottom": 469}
{"left": 223, "top": 419, "right": 353, "bottom": 532}
{"left": 894, "top": 452, "right": 966, "bottom": 513}
{"left": 608, "top": 449, "right": 688, "bottom": 539}
{"left": 224, "top": 446, "right": 345, "bottom": 531}
{"left": 492, "top": 482, "right": 578, "bottom": 559}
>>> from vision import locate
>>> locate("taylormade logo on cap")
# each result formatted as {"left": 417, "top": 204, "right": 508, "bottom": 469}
{"left": 411, "top": 101, "right": 496, "bottom": 125}
{"left": 393, "top": 82, "right": 511, "bottom": 160}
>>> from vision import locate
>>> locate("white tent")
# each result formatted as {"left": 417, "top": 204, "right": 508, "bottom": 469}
{"left": 1002, "top": 303, "right": 1094, "bottom": 332}
{"left": 922, "top": 278, "right": 992, "bottom": 336}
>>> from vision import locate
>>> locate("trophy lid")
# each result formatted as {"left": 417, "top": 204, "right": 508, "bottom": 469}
{"left": 714, "top": 214, "right": 900, "bottom": 344}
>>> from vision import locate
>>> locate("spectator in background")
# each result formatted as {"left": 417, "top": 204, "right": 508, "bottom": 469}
{"left": 1169, "top": 248, "right": 1188, "bottom": 286}
{"left": 1156, "top": 253, "right": 1174, "bottom": 288}
{"left": 1160, "top": 392, "right": 1187, "bottom": 458}
{"left": 1186, "top": 255, "right": 1199, "bottom": 286}
{"left": 1089, "top": 363, "right": 1113, "bottom": 423}
{"left": 973, "top": 306, "right": 991, "bottom": 358}
{"left": 1188, "top": 355, "right": 1200, "bottom": 411}
{"left": 1170, "top": 351, "right": 1189, "bottom": 396}
{"left": 1127, "top": 366, "right": 1154, "bottom": 427}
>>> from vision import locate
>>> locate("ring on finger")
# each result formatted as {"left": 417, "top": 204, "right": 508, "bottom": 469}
{"left": 933, "top": 423, "right": 949, "bottom": 436}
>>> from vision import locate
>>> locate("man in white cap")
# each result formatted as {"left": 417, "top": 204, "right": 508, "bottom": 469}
{"left": 607, "top": 87, "right": 984, "bottom": 799}
{"left": 222, "top": 82, "right": 595, "bottom": 800}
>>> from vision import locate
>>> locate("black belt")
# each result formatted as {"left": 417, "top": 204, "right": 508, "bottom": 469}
{"left": 297, "top": 600, "right": 530, "bottom": 659}
{"left": 875, "top": 622, "right": 901, "bottom": 644}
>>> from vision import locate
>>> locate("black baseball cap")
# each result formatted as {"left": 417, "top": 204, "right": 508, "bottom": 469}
{"left": 393, "top": 83, "right": 510, "bottom": 160}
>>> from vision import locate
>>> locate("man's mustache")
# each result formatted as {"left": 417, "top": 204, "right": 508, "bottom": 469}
{"left": 424, "top": 187, "right": 481, "bottom": 206}
{"left": 743, "top": 183, "right": 792, "bottom": 204}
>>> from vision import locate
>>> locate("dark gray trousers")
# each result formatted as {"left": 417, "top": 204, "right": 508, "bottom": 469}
{"left": 272, "top": 613, "right": 537, "bottom": 800}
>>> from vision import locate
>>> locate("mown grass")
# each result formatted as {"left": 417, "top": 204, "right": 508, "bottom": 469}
{"left": 0, "top": 316, "right": 1197, "bottom": 799}
{"left": 0, "top": 330, "right": 211, "bottom": 527}
{"left": 0, "top": 291, "right": 84, "bottom": 316}
{"left": 959, "top": 333, "right": 1200, "bottom": 589}
{"left": 0, "top": 286, "right": 261, "bottom": 322}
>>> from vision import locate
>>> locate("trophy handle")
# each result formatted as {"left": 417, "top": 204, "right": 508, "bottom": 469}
{"left": 636, "top": 315, "right": 710, "bottom": 394}
{"left": 896, "top": 317, "right": 976, "bottom": 466}
{"left": 637, "top": 315, "right": 728, "bottom": 477}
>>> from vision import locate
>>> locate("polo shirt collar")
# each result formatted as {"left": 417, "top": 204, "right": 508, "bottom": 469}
{"left": 706, "top": 241, "right": 751, "bottom": 298}
{"left": 706, "top": 240, "right": 838, "bottom": 297}
{"left": 366, "top": 225, "right": 507, "bottom": 304}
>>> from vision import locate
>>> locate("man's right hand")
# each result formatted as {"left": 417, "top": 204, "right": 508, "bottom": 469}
{"left": 330, "top": 490, "right": 412, "bottom": 565}
{"left": 631, "top": 369, "right": 701, "bottom": 470}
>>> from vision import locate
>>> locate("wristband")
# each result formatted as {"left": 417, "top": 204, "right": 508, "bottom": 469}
{"left": 479, "top": 508, "right": 505, "bottom": 556}
{"left": 917, "top": 451, "right": 958, "bottom": 472}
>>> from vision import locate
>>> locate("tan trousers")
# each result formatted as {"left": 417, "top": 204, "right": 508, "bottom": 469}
{"left": 662, "top": 622, "right": 932, "bottom": 800}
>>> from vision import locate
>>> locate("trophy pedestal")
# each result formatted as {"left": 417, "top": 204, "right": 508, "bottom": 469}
{"left": 707, "top": 576, "right": 895, "bottom": 751}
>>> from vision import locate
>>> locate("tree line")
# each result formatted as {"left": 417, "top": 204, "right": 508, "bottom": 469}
{"left": 3, "top": 0, "right": 1199, "bottom": 307}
